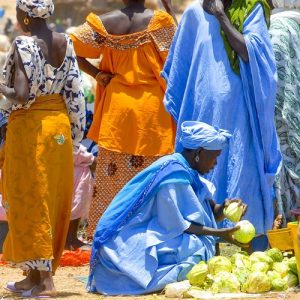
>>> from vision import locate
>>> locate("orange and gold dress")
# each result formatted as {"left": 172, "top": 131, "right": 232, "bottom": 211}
{"left": 71, "top": 10, "right": 176, "bottom": 236}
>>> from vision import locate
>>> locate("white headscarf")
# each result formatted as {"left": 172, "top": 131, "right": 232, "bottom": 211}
{"left": 271, "top": 0, "right": 300, "bottom": 24}
{"left": 180, "top": 121, "right": 232, "bottom": 151}
{"left": 272, "top": 0, "right": 300, "bottom": 9}
{"left": 16, "top": 0, "right": 54, "bottom": 19}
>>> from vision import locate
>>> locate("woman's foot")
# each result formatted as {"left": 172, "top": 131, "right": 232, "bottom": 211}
{"left": 273, "top": 214, "right": 283, "bottom": 230}
{"left": 14, "top": 269, "right": 40, "bottom": 291}
{"left": 23, "top": 271, "right": 57, "bottom": 298}
{"left": 65, "top": 238, "right": 88, "bottom": 250}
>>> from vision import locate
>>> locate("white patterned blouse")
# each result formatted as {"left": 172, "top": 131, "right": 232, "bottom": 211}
{"left": 0, "top": 34, "right": 86, "bottom": 148}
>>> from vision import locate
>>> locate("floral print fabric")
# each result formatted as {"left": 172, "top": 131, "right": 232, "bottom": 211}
{"left": 270, "top": 16, "right": 300, "bottom": 224}
{"left": 12, "top": 259, "right": 52, "bottom": 272}
{"left": 0, "top": 34, "right": 85, "bottom": 148}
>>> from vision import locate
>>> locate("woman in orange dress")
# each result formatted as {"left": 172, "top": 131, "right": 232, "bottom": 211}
{"left": 71, "top": 0, "right": 176, "bottom": 236}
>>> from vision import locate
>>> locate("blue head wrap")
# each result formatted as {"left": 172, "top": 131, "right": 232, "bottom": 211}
{"left": 180, "top": 121, "right": 232, "bottom": 150}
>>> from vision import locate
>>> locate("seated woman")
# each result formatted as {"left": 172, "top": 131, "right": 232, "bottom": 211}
{"left": 87, "top": 121, "right": 248, "bottom": 295}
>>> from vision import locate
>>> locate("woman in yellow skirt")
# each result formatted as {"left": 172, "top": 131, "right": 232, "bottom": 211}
{"left": 0, "top": 0, "right": 85, "bottom": 298}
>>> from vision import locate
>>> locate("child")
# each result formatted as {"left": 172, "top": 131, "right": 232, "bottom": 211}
{"left": 65, "top": 144, "right": 96, "bottom": 250}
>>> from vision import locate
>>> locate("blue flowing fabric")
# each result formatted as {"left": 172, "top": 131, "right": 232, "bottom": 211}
{"left": 162, "top": 2, "right": 282, "bottom": 234}
{"left": 88, "top": 153, "right": 217, "bottom": 294}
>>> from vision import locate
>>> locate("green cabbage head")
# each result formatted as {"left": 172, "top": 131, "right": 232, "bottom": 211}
{"left": 266, "top": 248, "right": 283, "bottom": 263}
{"left": 251, "top": 262, "right": 270, "bottom": 273}
{"left": 186, "top": 261, "right": 208, "bottom": 286}
{"left": 273, "top": 261, "right": 289, "bottom": 278}
{"left": 223, "top": 202, "right": 243, "bottom": 222}
{"left": 243, "top": 271, "right": 272, "bottom": 294}
{"left": 231, "top": 253, "right": 251, "bottom": 270}
{"left": 267, "top": 270, "right": 281, "bottom": 282}
{"left": 271, "top": 278, "right": 288, "bottom": 291}
{"left": 208, "top": 256, "right": 232, "bottom": 275}
{"left": 207, "top": 256, "right": 232, "bottom": 275}
{"left": 288, "top": 257, "right": 298, "bottom": 275}
{"left": 234, "top": 220, "right": 256, "bottom": 244}
{"left": 250, "top": 251, "right": 273, "bottom": 268}
{"left": 233, "top": 268, "right": 250, "bottom": 285}
{"left": 284, "top": 271, "right": 298, "bottom": 288}
{"left": 211, "top": 271, "right": 240, "bottom": 294}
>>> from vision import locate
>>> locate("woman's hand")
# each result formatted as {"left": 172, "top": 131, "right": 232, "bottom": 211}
{"left": 203, "top": 0, "right": 225, "bottom": 16}
{"left": 218, "top": 226, "right": 251, "bottom": 249}
{"left": 224, "top": 198, "right": 248, "bottom": 218}
{"left": 95, "top": 72, "right": 114, "bottom": 87}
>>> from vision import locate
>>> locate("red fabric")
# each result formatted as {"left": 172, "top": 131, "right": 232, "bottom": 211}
{"left": 0, "top": 254, "right": 8, "bottom": 266}
{"left": 0, "top": 250, "right": 91, "bottom": 267}
{"left": 59, "top": 250, "right": 91, "bottom": 267}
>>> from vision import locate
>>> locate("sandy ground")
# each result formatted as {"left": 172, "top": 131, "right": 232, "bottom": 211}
{"left": 0, "top": 265, "right": 300, "bottom": 300}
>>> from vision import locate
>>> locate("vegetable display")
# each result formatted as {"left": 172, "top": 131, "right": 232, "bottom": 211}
{"left": 165, "top": 248, "right": 299, "bottom": 297}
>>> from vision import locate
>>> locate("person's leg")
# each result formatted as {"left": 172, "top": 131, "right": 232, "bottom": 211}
{"left": 0, "top": 221, "right": 8, "bottom": 253}
{"left": 65, "top": 218, "right": 86, "bottom": 250}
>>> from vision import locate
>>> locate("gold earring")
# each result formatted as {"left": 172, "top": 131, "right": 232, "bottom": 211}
{"left": 24, "top": 17, "right": 30, "bottom": 26}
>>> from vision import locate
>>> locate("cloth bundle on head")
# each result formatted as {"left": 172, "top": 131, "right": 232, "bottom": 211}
{"left": 180, "top": 121, "right": 232, "bottom": 150}
{"left": 16, "top": 0, "right": 54, "bottom": 19}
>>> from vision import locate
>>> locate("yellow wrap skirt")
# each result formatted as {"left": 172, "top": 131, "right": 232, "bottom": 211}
{"left": 1, "top": 94, "right": 73, "bottom": 272}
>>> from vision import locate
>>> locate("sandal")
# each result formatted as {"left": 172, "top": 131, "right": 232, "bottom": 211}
{"left": 21, "top": 286, "right": 57, "bottom": 298}
{"left": 4, "top": 281, "right": 27, "bottom": 293}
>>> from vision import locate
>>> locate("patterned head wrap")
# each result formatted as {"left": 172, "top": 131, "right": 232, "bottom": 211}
{"left": 180, "top": 121, "right": 232, "bottom": 151}
{"left": 16, "top": 0, "right": 54, "bottom": 19}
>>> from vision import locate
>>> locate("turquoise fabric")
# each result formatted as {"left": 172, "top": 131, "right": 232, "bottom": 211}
{"left": 180, "top": 121, "right": 232, "bottom": 150}
{"left": 162, "top": 3, "right": 282, "bottom": 234}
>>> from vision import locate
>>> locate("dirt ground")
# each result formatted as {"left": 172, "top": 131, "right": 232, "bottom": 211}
{"left": 0, "top": 265, "right": 299, "bottom": 300}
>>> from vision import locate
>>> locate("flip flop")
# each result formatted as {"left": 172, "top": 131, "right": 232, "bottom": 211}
{"left": 4, "top": 281, "right": 26, "bottom": 293}
{"left": 21, "top": 287, "right": 56, "bottom": 298}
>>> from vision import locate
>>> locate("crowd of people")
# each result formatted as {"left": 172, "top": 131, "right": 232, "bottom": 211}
{"left": 0, "top": 0, "right": 299, "bottom": 298}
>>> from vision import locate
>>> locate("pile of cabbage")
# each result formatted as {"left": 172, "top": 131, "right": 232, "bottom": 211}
{"left": 165, "top": 248, "right": 299, "bottom": 297}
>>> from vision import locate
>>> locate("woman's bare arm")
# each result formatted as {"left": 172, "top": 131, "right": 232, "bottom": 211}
{"left": 161, "top": 0, "right": 178, "bottom": 25}
{"left": 185, "top": 223, "right": 250, "bottom": 248}
{"left": 77, "top": 56, "right": 99, "bottom": 79}
{"left": 202, "top": 0, "right": 249, "bottom": 62}
{"left": 77, "top": 56, "right": 114, "bottom": 87}
{"left": 0, "top": 49, "right": 30, "bottom": 104}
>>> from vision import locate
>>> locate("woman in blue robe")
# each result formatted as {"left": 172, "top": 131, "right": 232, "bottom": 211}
{"left": 162, "top": 0, "right": 282, "bottom": 235}
{"left": 88, "top": 121, "right": 248, "bottom": 295}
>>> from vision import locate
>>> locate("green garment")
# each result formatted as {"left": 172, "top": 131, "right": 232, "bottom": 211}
{"left": 222, "top": 0, "right": 271, "bottom": 74}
